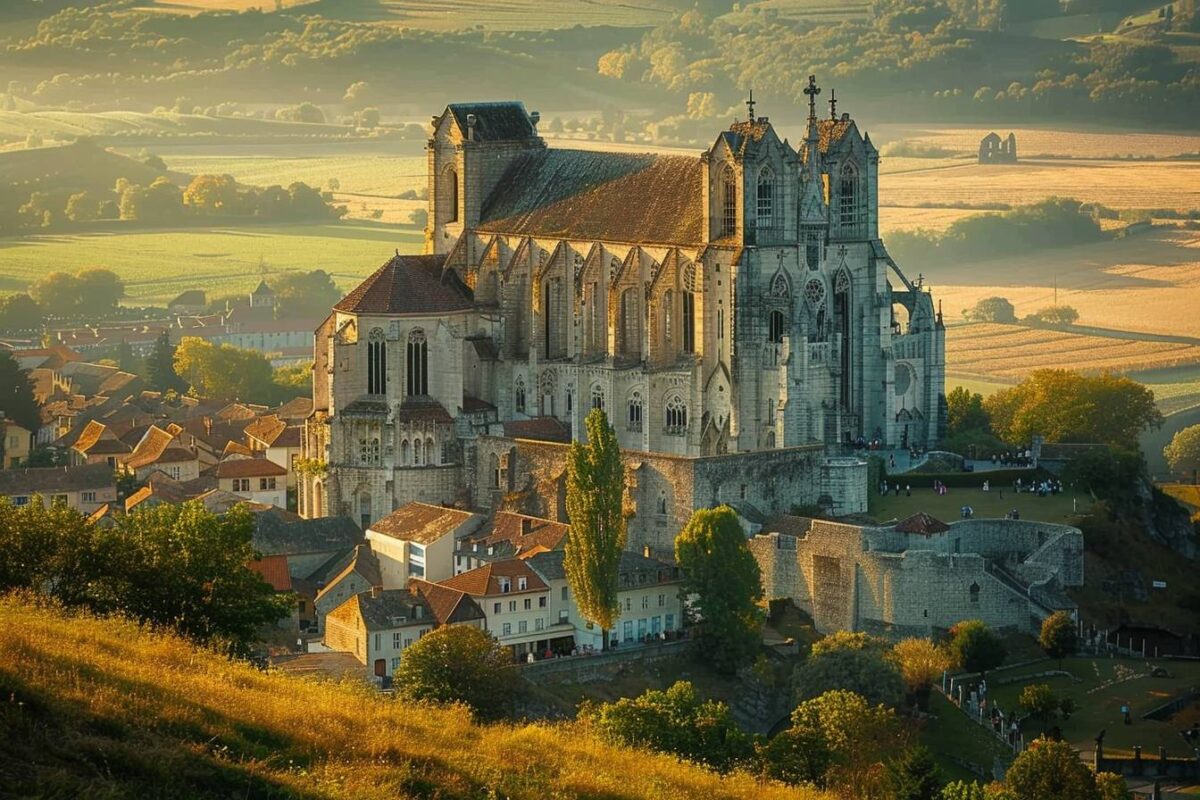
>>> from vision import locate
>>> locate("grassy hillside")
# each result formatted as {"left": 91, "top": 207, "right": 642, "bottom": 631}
{"left": 0, "top": 596, "right": 827, "bottom": 800}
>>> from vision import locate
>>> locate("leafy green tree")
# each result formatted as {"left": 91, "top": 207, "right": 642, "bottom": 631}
{"left": 757, "top": 719, "right": 830, "bottom": 786}
{"left": 0, "top": 293, "right": 43, "bottom": 332}
{"left": 0, "top": 495, "right": 98, "bottom": 606}
{"left": 889, "top": 745, "right": 943, "bottom": 800}
{"left": 985, "top": 370, "right": 1161, "bottom": 449}
{"left": 893, "top": 637, "right": 951, "bottom": 707}
{"left": 1024, "top": 305, "right": 1080, "bottom": 326}
{"left": 675, "top": 505, "right": 763, "bottom": 674}
{"left": 1164, "top": 424, "right": 1200, "bottom": 477}
{"left": 270, "top": 270, "right": 342, "bottom": 317}
{"left": 787, "top": 690, "right": 904, "bottom": 800}
{"left": 0, "top": 350, "right": 40, "bottom": 431}
{"left": 183, "top": 174, "right": 239, "bottom": 214}
{"left": 1018, "top": 683, "right": 1058, "bottom": 720}
{"left": 948, "top": 620, "right": 1006, "bottom": 677}
{"left": 146, "top": 330, "right": 187, "bottom": 393}
{"left": 946, "top": 386, "right": 991, "bottom": 437}
{"left": 795, "top": 630, "right": 905, "bottom": 707}
{"left": 118, "top": 183, "right": 148, "bottom": 221}
{"left": 941, "top": 782, "right": 1014, "bottom": 800}
{"left": 30, "top": 271, "right": 81, "bottom": 315}
{"left": 174, "top": 337, "right": 275, "bottom": 403}
{"left": 1038, "top": 611, "right": 1078, "bottom": 667}
{"left": 65, "top": 190, "right": 101, "bottom": 222}
{"left": 144, "top": 176, "right": 184, "bottom": 221}
{"left": 963, "top": 296, "right": 1016, "bottom": 323}
{"left": 564, "top": 408, "right": 626, "bottom": 648}
{"left": 1004, "top": 738, "right": 1101, "bottom": 800}
{"left": 116, "top": 340, "right": 137, "bottom": 373}
{"left": 395, "top": 625, "right": 513, "bottom": 720}
{"left": 581, "top": 681, "right": 754, "bottom": 772}
{"left": 76, "top": 268, "right": 123, "bottom": 313}
{"left": 1094, "top": 772, "right": 1131, "bottom": 800}
{"left": 1061, "top": 446, "right": 1145, "bottom": 508}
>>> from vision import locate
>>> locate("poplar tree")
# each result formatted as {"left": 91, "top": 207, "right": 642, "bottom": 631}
{"left": 564, "top": 407, "right": 626, "bottom": 650}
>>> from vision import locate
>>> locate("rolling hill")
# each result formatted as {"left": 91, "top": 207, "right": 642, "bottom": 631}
{"left": 0, "top": 596, "right": 828, "bottom": 800}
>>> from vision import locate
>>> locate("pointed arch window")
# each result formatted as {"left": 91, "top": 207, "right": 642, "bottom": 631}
{"left": 367, "top": 328, "right": 387, "bottom": 396}
{"left": 619, "top": 287, "right": 641, "bottom": 359}
{"left": 756, "top": 166, "right": 775, "bottom": 229}
{"left": 768, "top": 309, "right": 786, "bottom": 344}
{"left": 839, "top": 162, "right": 862, "bottom": 232}
{"left": 444, "top": 167, "right": 459, "bottom": 223}
{"left": 681, "top": 291, "right": 695, "bottom": 353}
{"left": 664, "top": 395, "right": 688, "bottom": 435}
{"left": 720, "top": 165, "right": 737, "bottom": 238}
{"left": 662, "top": 289, "right": 674, "bottom": 351}
{"left": 514, "top": 374, "right": 526, "bottom": 414}
{"left": 406, "top": 329, "right": 428, "bottom": 397}
{"left": 628, "top": 391, "right": 643, "bottom": 432}
{"left": 590, "top": 383, "right": 604, "bottom": 411}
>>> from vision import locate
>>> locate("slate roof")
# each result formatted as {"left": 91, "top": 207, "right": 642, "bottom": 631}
{"left": 895, "top": 512, "right": 950, "bottom": 535}
{"left": 251, "top": 280, "right": 275, "bottom": 296}
{"left": 273, "top": 396, "right": 313, "bottom": 421}
{"left": 316, "top": 544, "right": 381, "bottom": 603}
{"left": 368, "top": 501, "right": 477, "bottom": 544}
{"left": 446, "top": 102, "right": 536, "bottom": 142}
{"left": 438, "top": 558, "right": 548, "bottom": 597}
{"left": 477, "top": 149, "right": 704, "bottom": 245}
{"left": 0, "top": 463, "right": 114, "bottom": 496}
{"left": 252, "top": 513, "right": 362, "bottom": 557}
{"left": 410, "top": 578, "right": 486, "bottom": 626}
{"left": 395, "top": 401, "right": 455, "bottom": 424}
{"left": 502, "top": 417, "right": 570, "bottom": 443}
{"left": 526, "top": 548, "right": 678, "bottom": 585}
{"left": 763, "top": 514, "right": 817, "bottom": 538}
{"left": 334, "top": 255, "right": 473, "bottom": 316}
{"left": 336, "top": 589, "right": 434, "bottom": 632}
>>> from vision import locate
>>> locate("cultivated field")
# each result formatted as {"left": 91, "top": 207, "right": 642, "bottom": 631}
{"left": 945, "top": 322, "right": 1200, "bottom": 380}
{"left": 0, "top": 224, "right": 422, "bottom": 304}
{"left": 872, "top": 124, "right": 1200, "bottom": 159}
{"left": 159, "top": 152, "right": 425, "bottom": 196}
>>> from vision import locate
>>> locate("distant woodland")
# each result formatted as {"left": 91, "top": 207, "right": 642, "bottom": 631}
{"left": 0, "top": 0, "right": 1196, "bottom": 135}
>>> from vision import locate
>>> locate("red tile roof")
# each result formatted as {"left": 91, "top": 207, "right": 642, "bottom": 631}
{"left": 410, "top": 578, "right": 486, "bottom": 626}
{"left": 248, "top": 554, "right": 293, "bottom": 592}
{"left": 503, "top": 417, "right": 570, "bottom": 443}
{"left": 334, "top": 255, "right": 473, "bottom": 316}
{"left": 895, "top": 512, "right": 950, "bottom": 535}
{"left": 438, "top": 558, "right": 548, "bottom": 597}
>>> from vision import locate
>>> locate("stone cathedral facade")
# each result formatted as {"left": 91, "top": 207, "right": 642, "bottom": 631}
{"left": 303, "top": 88, "right": 945, "bottom": 554}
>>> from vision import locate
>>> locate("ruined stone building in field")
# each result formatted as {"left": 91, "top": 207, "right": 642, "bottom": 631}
{"left": 303, "top": 83, "right": 946, "bottom": 556}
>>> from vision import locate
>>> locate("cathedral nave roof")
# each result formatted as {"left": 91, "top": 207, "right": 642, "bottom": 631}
{"left": 476, "top": 149, "right": 704, "bottom": 245}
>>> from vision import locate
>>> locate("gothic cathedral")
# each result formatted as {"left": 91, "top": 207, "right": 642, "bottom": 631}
{"left": 303, "top": 82, "right": 945, "bottom": 544}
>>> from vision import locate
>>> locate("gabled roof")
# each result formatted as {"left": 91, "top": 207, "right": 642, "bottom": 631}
{"left": 445, "top": 102, "right": 536, "bottom": 142}
{"left": 368, "top": 502, "right": 477, "bottom": 545}
{"left": 438, "top": 558, "right": 548, "bottom": 597}
{"left": 251, "top": 280, "right": 275, "bottom": 296}
{"left": 216, "top": 403, "right": 265, "bottom": 421}
{"left": 466, "top": 511, "right": 569, "bottom": 558}
{"left": 410, "top": 578, "right": 486, "bottom": 626}
{"left": 895, "top": 512, "right": 950, "bottom": 535}
{"left": 502, "top": 416, "right": 570, "bottom": 443}
{"left": 210, "top": 457, "right": 287, "bottom": 479}
{"left": 273, "top": 396, "right": 313, "bottom": 421}
{"left": 332, "top": 589, "right": 434, "bottom": 632}
{"left": 395, "top": 401, "right": 454, "bottom": 424}
{"left": 253, "top": 513, "right": 362, "bottom": 558}
{"left": 244, "top": 414, "right": 287, "bottom": 446}
{"left": 316, "top": 544, "right": 381, "bottom": 603}
{"left": 334, "top": 254, "right": 473, "bottom": 316}
{"left": 125, "top": 426, "right": 192, "bottom": 470}
{"left": 477, "top": 149, "right": 704, "bottom": 245}
{"left": 0, "top": 463, "right": 114, "bottom": 496}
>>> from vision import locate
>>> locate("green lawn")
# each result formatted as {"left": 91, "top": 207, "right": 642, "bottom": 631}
{"left": 871, "top": 485, "right": 1091, "bottom": 524}
{"left": 0, "top": 223, "right": 423, "bottom": 304}
{"left": 984, "top": 656, "right": 1200, "bottom": 755}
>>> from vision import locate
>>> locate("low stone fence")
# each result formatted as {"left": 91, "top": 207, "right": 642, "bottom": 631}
{"left": 1094, "top": 744, "right": 1200, "bottom": 781}
{"left": 519, "top": 639, "right": 692, "bottom": 684}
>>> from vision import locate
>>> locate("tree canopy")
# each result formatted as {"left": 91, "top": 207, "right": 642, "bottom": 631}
{"left": 674, "top": 505, "right": 763, "bottom": 674}
{"left": 963, "top": 297, "right": 1016, "bottom": 324}
{"left": 394, "top": 625, "right": 513, "bottom": 721}
{"left": 581, "top": 681, "right": 754, "bottom": 772}
{"left": 174, "top": 337, "right": 275, "bottom": 403}
{"left": 0, "top": 293, "right": 43, "bottom": 333}
{"left": 893, "top": 637, "right": 951, "bottom": 694}
{"left": 0, "top": 349, "right": 41, "bottom": 432}
{"left": 564, "top": 408, "right": 627, "bottom": 641}
{"left": 786, "top": 689, "right": 905, "bottom": 799}
{"left": 794, "top": 630, "right": 905, "bottom": 708}
{"left": 1004, "top": 738, "right": 1102, "bottom": 800}
{"left": 30, "top": 268, "right": 123, "bottom": 317}
{"left": 947, "top": 620, "right": 1006, "bottom": 676}
{"left": 1038, "top": 611, "right": 1078, "bottom": 666}
{"left": 270, "top": 270, "right": 343, "bottom": 318}
{"left": 984, "top": 370, "right": 1161, "bottom": 449}
{"left": 1164, "top": 424, "right": 1200, "bottom": 476}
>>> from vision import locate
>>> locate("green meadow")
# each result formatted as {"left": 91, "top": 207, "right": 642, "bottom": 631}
{"left": 0, "top": 223, "right": 423, "bottom": 305}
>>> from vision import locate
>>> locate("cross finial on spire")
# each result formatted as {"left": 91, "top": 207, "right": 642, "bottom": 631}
{"left": 803, "top": 75, "right": 821, "bottom": 122}
{"left": 746, "top": 89, "right": 756, "bottom": 123}
{"left": 828, "top": 88, "right": 837, "bottom": 121}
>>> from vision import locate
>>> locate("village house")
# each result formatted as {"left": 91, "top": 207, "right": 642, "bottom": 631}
{"left": 0, "top": 462, "right": 117, "bottom": 514}
{"left": 3, "top": 417, "right": 34, "bottom": 468}
{"left": 208, "top": 456, "right": 288, "bottom": 508}
{"left": 243, "top": 414, "right": 304, "bottom": 489}
{"left": 526, "top": 548, "right": 684, "bottom": 651}
{"left": 366, "top": 501, "right": 485, "bottom": 585}
{"left": 313, "top": 544, "right": 382, "bottom": 634}
{"left": 437, "top": 558, "right": 565, "bottom": 661}
{"left": 123, "top": 424, "right": 200, "bottom": 482}
{"left": 323, "top": 582, "right": 485, "bottom": 682}
{"left": 454, "top": 510, "right": 569, "bottom": 573}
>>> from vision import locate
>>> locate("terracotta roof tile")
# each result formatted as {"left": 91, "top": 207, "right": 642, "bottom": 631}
{"left": 477, "top": 149, "right": 703, "bottom": 245}
{"left": 0, "top": 463, "right": 114, "bottom": 496}
{"left": 438, "top": 558, "right": 547, "bottom": 597}
{"left": 248, "top": 554, "right": 292, "bottom": 592}
{"left": 368, "top": 502, "right": 477, "bottom": 544}
{"left": 895, "top": 512, "right": 950, "bottom": 535}
{"left": 334, "top": 255, "right": 473, "bottom": 316}
{"left": 503, "top": 417, "right": 570, "bottom": 443}
{"left": 210, "top": 457, "right": 287, "bottom": 478}
{"left": 410, "top": 578, "right": 486, "bottom": 626}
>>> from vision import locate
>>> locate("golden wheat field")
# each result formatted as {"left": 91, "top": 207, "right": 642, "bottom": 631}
{"left": 879, "top": 206, "right": 980, "bottom": 234}
{"left": 880, "top": 159, "right": 1200, "bottom": 212}
{"left": 945, "top": 323, "right": 1200, "bottom": 380}
{"left": 872, "top": 125, "right": 1200, "bottom": 159}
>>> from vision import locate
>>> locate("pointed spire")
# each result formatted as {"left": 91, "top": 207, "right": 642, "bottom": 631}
{"left": 745, "top": 88, "right": 756, "bottom": 123}
{"left": 828, "top": 88, "right": 838, "bottom": 121}
{"left": 803, "top": 75, "right": 821, "bottom": 124}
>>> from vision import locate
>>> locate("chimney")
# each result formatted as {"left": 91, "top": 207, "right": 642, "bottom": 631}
{"left": 371, "top": 584, "right": 382, "bottom": 599}
{"left": 203, "top": 416, "right": 212, "bottom": 435}
{"left": 529, "top": 110, "right": 540, "bottom": 131}
{"left": 521, "top": 517, "right": 533, "bottom": 535}
{"left": 466, "top": 113, "right": 476, "bottom": 141}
